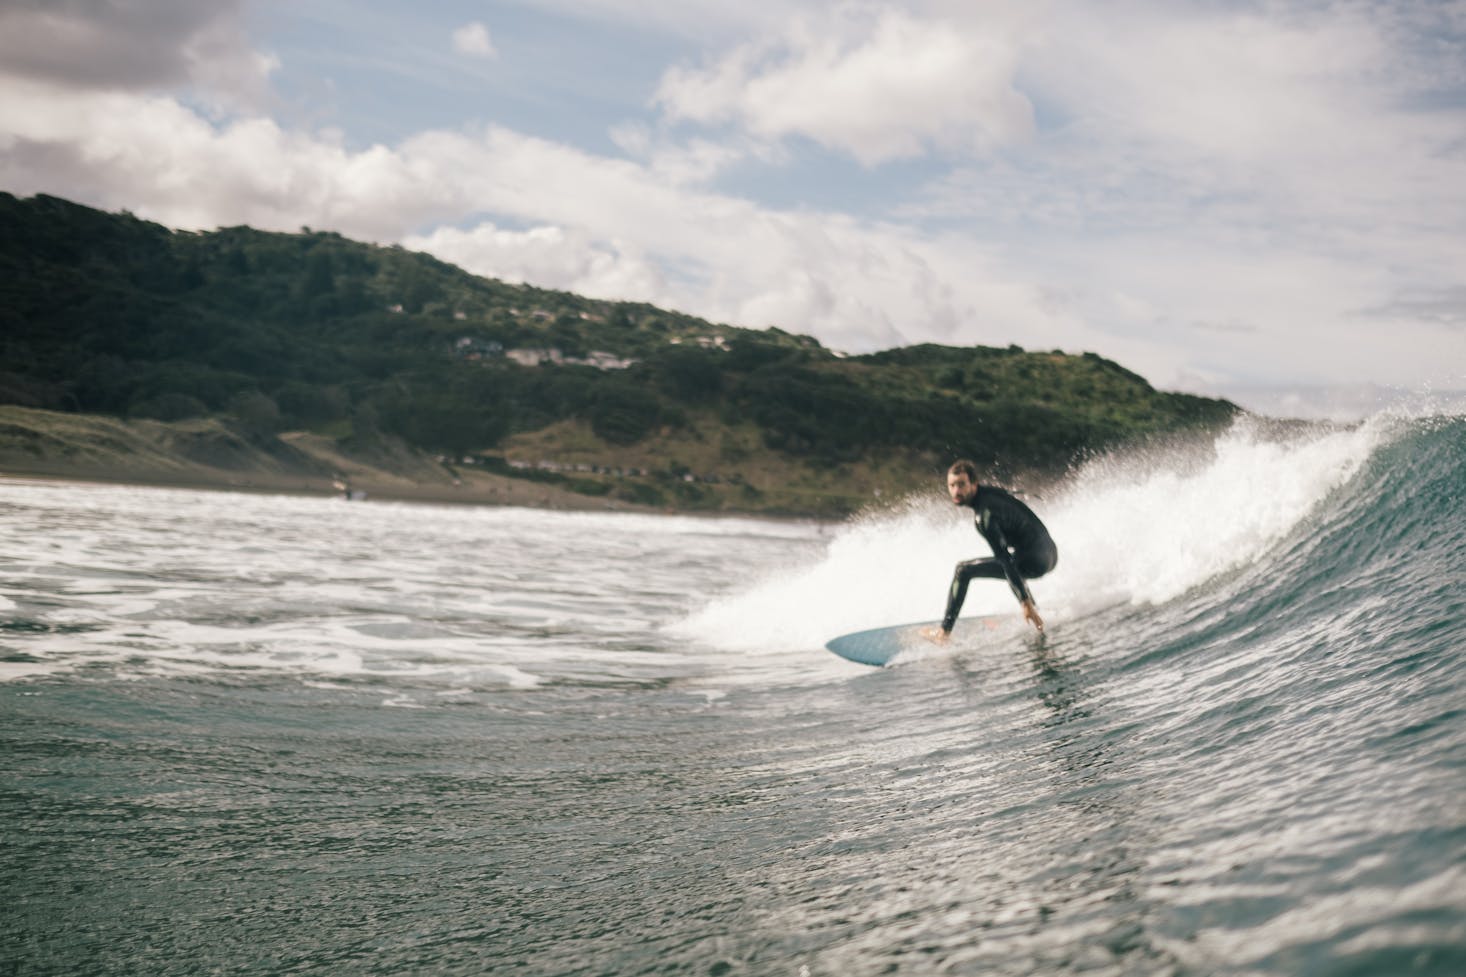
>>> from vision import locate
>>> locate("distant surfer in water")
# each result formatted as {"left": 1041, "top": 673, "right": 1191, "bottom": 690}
{"left": 922, "top": 459, "right": 1057, "bottom": 641}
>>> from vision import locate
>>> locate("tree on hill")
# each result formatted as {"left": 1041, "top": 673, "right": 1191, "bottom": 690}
{"left": 0, "top": 191, "right": 1239, "bottom": 487}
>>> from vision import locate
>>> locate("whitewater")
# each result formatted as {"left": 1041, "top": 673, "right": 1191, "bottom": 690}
{"left": 3, "top": 413, "right": 1463, "bottom": 976}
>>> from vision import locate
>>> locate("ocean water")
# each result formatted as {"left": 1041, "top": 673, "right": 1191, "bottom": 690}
{"left": 2, "top": 414, "right": 1463, "bottom": 976}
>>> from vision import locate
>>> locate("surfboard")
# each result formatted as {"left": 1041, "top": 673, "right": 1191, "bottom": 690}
{"left": 825, "top": 616, "right": 1007, "bottom": 666}
{"left": 824, "top": 623, "right": 926, "bottom": 666}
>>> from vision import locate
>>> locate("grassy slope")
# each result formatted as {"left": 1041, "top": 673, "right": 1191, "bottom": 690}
{"left": 0, "top": 193, "right": 1241, "bottom": 517}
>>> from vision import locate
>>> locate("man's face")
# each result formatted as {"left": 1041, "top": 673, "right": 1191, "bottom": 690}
{"left": 947, "top": 471, "right": 977, "bottom": 506}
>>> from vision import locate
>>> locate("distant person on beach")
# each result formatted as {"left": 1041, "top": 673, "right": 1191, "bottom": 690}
{"left": 922, "top": 459, "right": 1057, "bottom": 640}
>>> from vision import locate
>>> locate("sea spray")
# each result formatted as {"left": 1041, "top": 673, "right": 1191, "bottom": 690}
{"left": 676, "top": 416, "right": 1390, "bottom": 652}
{"left": 669, "top": 495, "right": 970, "bottom": 652}
{"left": 1041, "top": 415, "right": 1384, "bottom": 612}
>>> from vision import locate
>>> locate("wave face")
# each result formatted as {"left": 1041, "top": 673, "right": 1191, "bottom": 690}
{"left": 3, "top": 415, "right": 1463, "bottom": 976}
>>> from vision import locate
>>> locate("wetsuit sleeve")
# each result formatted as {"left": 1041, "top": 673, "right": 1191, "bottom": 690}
{"left": 977, "top": 510, "right": 1034, "bottom": 605}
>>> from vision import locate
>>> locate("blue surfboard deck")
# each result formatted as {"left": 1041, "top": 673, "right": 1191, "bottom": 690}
{"left": 825, "top": 617, "right": 1002, "bottom": 667}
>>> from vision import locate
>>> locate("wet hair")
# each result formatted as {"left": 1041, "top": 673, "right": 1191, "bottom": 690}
{"left": 947, "top": 459, "right": 979, "bottom": 482}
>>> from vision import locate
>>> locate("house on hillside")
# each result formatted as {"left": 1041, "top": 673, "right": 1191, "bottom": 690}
{"left": 504, "top": 348, "right": 636, "bottom": 370}
{"left": 453, "top": 337, "right": 504, "bottom": 360}
{"left": 668, "top": 335, "right": 729, "bottom": 351}
{"left": 505, "top": 348, "right": 562, "bottom": 367}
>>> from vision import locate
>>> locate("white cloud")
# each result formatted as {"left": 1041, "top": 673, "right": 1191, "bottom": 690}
{"left": 654, "top": 4, "right": 1035, "bottom": 164}
{"left": 0, "top": 81, "right": 461, "bottom": 239}
{"left": 403, "top": 223, "right": 664, "bottom": 299}
{"left": 452, "top": 21, "right": 498, "bottom": 59}
{"left": 0, "top": 0, "right": 276, "bottom": 111}
{"left": 609, "top": 122, "right": 748, "bottom": 186}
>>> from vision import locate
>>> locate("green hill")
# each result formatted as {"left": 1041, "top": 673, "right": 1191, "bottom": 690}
{"left": 0, "top": 192, "right": 1238, "bottom": 516}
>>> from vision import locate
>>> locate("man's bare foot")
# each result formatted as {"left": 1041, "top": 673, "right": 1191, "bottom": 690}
{"left": 918, "top": 626, "right": 950, "bottom": 644}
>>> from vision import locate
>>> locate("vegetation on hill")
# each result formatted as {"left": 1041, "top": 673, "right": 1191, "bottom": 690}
{"left": 0, "top": 192, "right": 1239, "bottom": 515}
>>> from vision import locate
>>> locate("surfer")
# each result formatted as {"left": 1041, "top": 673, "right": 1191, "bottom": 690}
{"left": 923, "top": 459, "right": 1057, "bottom": 640}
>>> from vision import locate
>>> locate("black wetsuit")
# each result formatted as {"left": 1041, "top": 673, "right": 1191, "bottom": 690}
{"left": 941, "top": 486, "right": 1057, "bottom": 631}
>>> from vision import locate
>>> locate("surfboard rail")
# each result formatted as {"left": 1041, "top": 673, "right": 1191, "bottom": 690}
{"left": 825, "top": 616, "right": 1009, "bottom": 666}
{"left": 823, "top": 621, "right": 933, "bottom": 666}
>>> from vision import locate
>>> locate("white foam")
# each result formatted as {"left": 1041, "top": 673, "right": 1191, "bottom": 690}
{"left": 674, "top": 417, "right": 1388, "bottom": 652}
{"left": 1042, "top": 416, "right": 1382, "bottom": 612}
{"left": 0, "top": 660, "right": 66, "bottom": 682}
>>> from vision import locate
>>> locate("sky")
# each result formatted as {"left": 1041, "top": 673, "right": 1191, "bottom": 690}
{"left": 2, "top": 0, "right": 1464, "bottom": 418}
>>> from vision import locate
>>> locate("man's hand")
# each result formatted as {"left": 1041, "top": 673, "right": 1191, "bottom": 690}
{"left": 918, "top": 625, "right": 950, "bottom": 645}
{"left": 1021, "top": 599, "right": 1045, "bottom": 632}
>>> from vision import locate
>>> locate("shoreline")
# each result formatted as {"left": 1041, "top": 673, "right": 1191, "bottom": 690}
{"left": 0, "top": 460, "right": 658, "bottom": 513}
{"left": 0, "top": 463, "right": 848, "bottom": 524}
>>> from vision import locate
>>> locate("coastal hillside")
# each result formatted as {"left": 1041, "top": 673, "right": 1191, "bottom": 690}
{"left": 0, "top": 192, "right": 1239, "bottom": 515}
